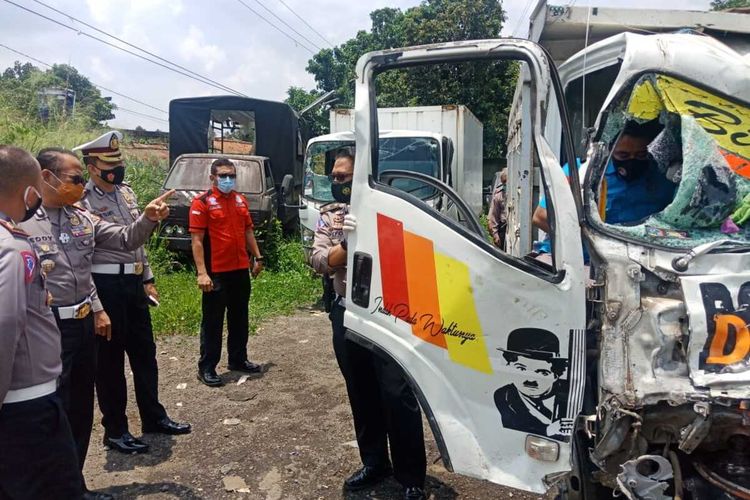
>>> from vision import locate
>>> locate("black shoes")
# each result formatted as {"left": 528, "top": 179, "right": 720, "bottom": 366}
{"left": 197, "top": 370, "right": 223, "bottom": 387}
{"left": 142, "top": 417, "right": 192, "bottom": 435}
{"left": 227, "top": 360, "right": 262, "bottom": 374}
{"left": 103, "top": 432, "right": 149, "bottom": 454}
{"left": 343, "top": 465, "right": 392, "bottom": 491}
{"left": 83, "top": 489, "right": 114, "bottom": 500}
{"left": 405, "top": 486, "right": 427, "bottom": 500}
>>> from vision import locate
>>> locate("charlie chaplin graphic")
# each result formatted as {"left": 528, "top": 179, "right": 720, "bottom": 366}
{"left": 494, "top": 328, "right": 572, "bottom": 440}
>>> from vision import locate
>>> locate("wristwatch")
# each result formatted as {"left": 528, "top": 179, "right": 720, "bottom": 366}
{"left": 254, "top": 255, "right": 264, "bottom": 262}
{"left": 340, "top": 239, "right": 348, "bottom": 251}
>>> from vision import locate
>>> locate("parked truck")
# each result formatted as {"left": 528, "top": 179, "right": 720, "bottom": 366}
{"left": 291, "top": 105, "right": 483, "bottom": 261}
{"left": 162, "top": 96, "right": 304, "bottom": 252}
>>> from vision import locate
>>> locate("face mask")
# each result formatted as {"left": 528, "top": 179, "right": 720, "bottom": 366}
{"left": 331, "top": 181, "right": 352, "bottom": 204}
{"left": 46, "top": 172, "right": 85, "bottom": 206}
{"left": 98, "top": 165, "right": 125, "bottom": 185}
{"left": 613, "top": 158, "right": 650, "bottom": 183}
{"left": 217, "top": 177, "right": 236, "bottom": 194}
{"left": 21, "top": 186, "right": 42, "bottom": 222}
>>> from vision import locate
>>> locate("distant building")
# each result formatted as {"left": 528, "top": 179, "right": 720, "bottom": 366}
{"left": 38, "top": 87, "right": 76, "bottom": 121}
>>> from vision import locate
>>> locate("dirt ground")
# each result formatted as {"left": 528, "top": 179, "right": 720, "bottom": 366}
{"left": 84, "top": 308, "right": 549, "bottom": 500}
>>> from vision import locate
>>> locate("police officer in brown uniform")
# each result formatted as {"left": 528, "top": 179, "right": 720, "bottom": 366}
{"left": 0, "top": 146, "right": 83, "bottom": 500}
{"left": 76, "top": 132, "right": 190, "bottom": 452}
{"left": 19, "top": 147, "right": 171, "bottom": 497}
{"left": 311, "top": 150, "right": 427, "bottom": 500}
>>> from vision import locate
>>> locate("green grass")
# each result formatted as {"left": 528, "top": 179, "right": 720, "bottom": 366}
{"left": 149, "top": 239, "right": 322, "bottom": 336}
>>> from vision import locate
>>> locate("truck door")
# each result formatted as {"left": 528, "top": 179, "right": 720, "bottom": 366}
{"left": 344, "top": 40, "right": 587, "bottom": 493}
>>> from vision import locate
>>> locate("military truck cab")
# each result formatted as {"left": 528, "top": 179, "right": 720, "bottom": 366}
{"left": 160, "top": 153, "right": 277, "bottom": 251}
{"left": 343, "top": 33, "right": 750, "bottom": 500}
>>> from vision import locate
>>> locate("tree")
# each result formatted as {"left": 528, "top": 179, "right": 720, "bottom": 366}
{"left": 285, "top": 86, "right": 329, "bottom": 138}
{"left": 0, "top": 61, "right": 114, "bottom": 126}
{"left": 295, "top": 0, "right": 517, "bottom": 158}
{"left": 710, "top": 0, "right": 750, "bottom": 9}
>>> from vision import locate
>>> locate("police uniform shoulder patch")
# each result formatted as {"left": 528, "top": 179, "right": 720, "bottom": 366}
{"left": 320, "top": 202, "right": 345, "bottom": 215}
{"left": 0, "top": 218, "right": 28, "bottom": 237}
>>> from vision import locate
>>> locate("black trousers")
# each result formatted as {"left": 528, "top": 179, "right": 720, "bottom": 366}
{"left": 199, "top": 269, "right": 251, "bottom": 372}
{"left": 55, "top": 313, "right": 96, "bottom": 472}
{"left": 93, "top": 273, "right": 166, "bottom": 437}
{"left": 0, "top": 393, "right": 83, "bottom": 500}
{"left": 330, "top": 304, "right": 426, "bottom": 488}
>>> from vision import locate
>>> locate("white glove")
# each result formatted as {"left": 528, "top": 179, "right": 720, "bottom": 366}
{"left": 343, "top": 213, "right": 357, "bottom": 232}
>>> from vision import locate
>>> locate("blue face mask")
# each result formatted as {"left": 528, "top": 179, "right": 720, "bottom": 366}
{"left": 217, "top": 176, "right": 236, "bottom": 193}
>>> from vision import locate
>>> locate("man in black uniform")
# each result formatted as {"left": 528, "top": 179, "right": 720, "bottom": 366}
{"left": 311, "top": 150, "right": 427, "bottom": 500}
{"left": 77, "top": 132, "right": 191, "bottom": 454}
{"left": 0, "top": 145, "right": 83, "bottom": 500}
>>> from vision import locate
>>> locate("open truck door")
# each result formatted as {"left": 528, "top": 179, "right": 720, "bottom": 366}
{"left": 343, "top": 40, "right": 587, "bottom": 493}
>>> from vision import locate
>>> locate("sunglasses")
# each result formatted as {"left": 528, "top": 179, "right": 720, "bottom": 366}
{"left": 61, "top": 173, "right": 86, "bottom": 185}
{"left": 217, "top": 174, "right": 237, "bottom": 179}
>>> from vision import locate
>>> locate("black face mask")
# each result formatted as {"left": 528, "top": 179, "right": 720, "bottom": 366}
{"left": 331, "top": 181, "right": 352, "bottom": 204}
{"left": 613, "top": 158, "right": 650, "bottom": 183}
{"left": 21, "top": 186, "right": 42, "bottom": 222}
{"left": 98, "top": 165, "right": 125, "bottom": 185}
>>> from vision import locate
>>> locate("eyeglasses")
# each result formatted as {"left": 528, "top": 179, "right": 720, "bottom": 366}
{"left": 62, "top": 173, "right": 86, "bottom": 185}
{"left": 217, "top": 174, "right": 236, "bottom": 179}
{"left": 328, "top": 173, "right": 352, "bottom": 183}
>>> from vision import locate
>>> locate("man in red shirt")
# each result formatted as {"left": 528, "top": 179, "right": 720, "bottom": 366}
{"left": 189, "top": 158, "right": 263, "bottom": 387}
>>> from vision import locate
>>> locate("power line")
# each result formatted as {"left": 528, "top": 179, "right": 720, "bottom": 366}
{"left": 251, "top": 0, "right": 323, "bottom": 51}
{"left": 1, "top": 0, "right": 248, "bottom": 96}
{"left": 234, "top": 0, "right": 317, "bottom": 55}
{"left": 31, "top": 0, "right": 244, "bottom": 98}
{"left": 116, "top": 106, "right": 169, "bottom": 123}
{"left": 0, "top": 42, "right": 169, "bottom": 114}
{"left": 512, "top": 0, "right": 536, "bottom": 37}
{"left": 277, "top": 0, "right": 334, "bottom": 48}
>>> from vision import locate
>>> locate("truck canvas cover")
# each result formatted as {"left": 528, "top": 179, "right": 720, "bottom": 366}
{"left": 168, "top": 95, "right": 302, "bottom": 183}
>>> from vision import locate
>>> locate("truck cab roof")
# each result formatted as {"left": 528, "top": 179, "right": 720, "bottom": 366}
{"left": 307, "top": 129, "right": 446, "bottom": 146}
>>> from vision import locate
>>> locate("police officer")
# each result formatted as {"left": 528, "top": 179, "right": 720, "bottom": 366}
{"left": 19, "top": 147, "right": 171, "bottom": 497}
{"left": 76, "top": 132, "right": 190, "bottom": 452}
{"left": 488, "top": 168, "right": 507, "bottom": 249}
{"left": 0, "top": 146, "right": 83, "bottom": 500}
{"left": 311, "top": 150, "right": 427, "bottom": 500}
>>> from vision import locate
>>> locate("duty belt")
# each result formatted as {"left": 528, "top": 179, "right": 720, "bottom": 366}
{"left": 92, "top": 262, "right": 144, "bottom": 275}
{"left": 53, "top": 297, "right": 93, "bottom": 320}
{"left": 3, "top": 379, "right": 57, "bottom": 404}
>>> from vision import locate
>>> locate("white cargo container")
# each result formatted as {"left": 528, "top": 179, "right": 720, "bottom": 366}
{"left": 330, "top": 105, "right": 484, "bottom": 215}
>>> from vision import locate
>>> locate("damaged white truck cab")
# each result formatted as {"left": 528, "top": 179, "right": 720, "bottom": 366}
{"left": 343, "top": 34, "right": 750, "bottom": 499}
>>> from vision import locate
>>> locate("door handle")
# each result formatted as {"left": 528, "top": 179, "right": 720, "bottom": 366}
{"left": 351, "top": 252, "right": 372, "bottom": 308}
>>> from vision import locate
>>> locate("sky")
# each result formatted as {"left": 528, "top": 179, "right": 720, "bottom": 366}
{"left": 0, "top": 0, "right": 714, "bottom": 131}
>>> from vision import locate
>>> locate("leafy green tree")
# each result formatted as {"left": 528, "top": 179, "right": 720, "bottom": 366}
{"left": 710, "top": 0, "right": 750, "bottom": 9}
{"left": 0, "top": 61, "right": 115, "bottom": 126}
{"left": 297, "top": 0, "right": 517, "bottom": 158}
{"left": 285, "top": 86, "right": 329, "bottom": 138}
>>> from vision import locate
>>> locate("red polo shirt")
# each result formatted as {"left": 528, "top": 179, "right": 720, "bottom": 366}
{"left": 189, "top": 187, "right": 253, "bottom": 273}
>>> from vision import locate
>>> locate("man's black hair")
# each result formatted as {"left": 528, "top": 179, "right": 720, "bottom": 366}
{"left": 335, "top": 148, "right": 355, "bottom": 164}
{"left": 503, "top": 351, "right": 568, "bottom": 378}
{"left": 37, "top": 147, "right": 78, "bottom": 174}
{"left": 211, "top": 158, "right": 235, "bottom": 175}
{"left": 0, "top": 145, "right": 40, "bottom": 196}
{"left": 620, "top": 119, "right": 663, "bottom": 142}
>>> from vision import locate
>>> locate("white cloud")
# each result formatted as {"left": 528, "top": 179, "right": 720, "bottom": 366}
{"left": 179, "top": 25, "right": 227, "bottom": 73}
{"left": 88, "top": 56, "right": 114, "bottom": 83}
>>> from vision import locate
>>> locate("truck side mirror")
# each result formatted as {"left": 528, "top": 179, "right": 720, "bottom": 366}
{"left": 279, "top": 174, "right": 305, "bottom": 209}
{"left": 281, "top": 174, "right": 294, "bottom": 204}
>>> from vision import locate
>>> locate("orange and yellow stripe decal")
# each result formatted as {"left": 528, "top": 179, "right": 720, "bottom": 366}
{"left": 376, "top": 213, "right": 492, "bottom": 373}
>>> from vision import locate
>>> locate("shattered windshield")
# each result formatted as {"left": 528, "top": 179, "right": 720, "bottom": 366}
{"left": 586, "top": 73, "right": 750, "bottom": 250}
